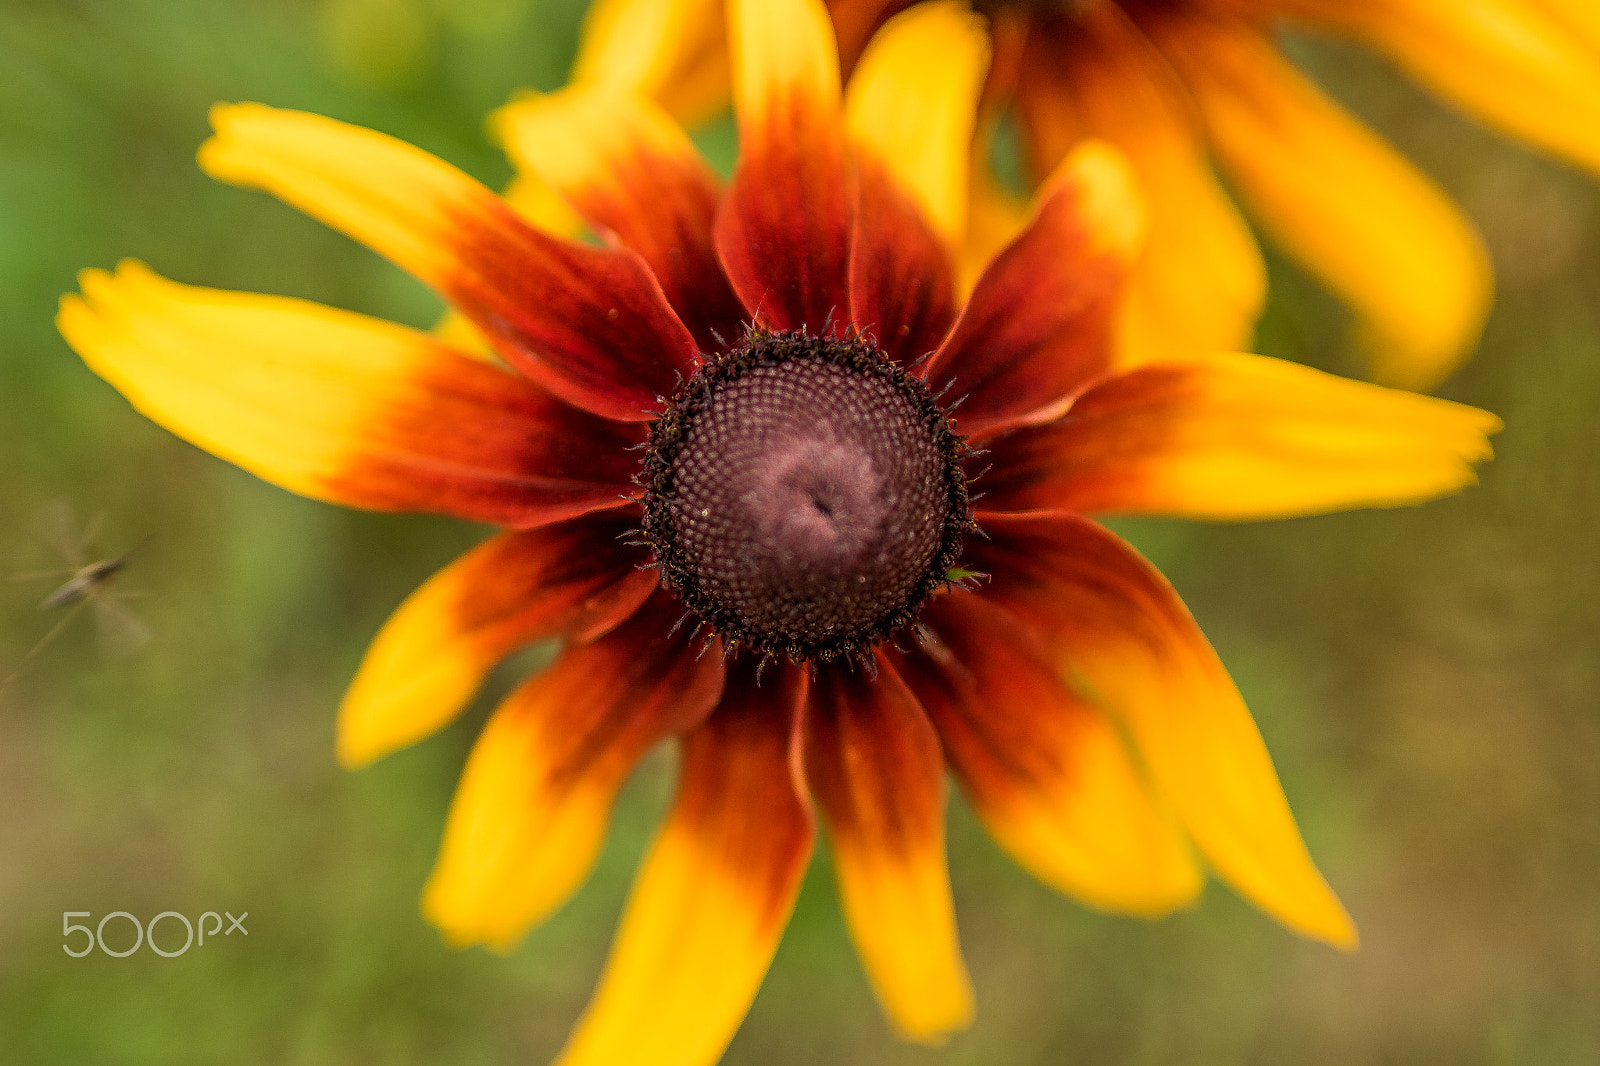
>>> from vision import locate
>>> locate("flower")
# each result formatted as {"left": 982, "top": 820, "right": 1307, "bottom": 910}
{"left": 58, "top": 0, "right": 1499, "bottom": 1061}
{"left": 572, "top": 0, "right": 1600, "bottom": 389}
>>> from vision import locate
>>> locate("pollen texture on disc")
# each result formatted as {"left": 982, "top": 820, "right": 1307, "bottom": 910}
{"left": 641, "top": 330, "right": 969, "bottom": 662}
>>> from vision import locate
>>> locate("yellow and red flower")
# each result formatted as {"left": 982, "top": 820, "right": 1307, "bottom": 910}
{"left": 60, "top": 0, "right": 1498, "bottom": 1061}
{"left": 573, "top": 0, "right": 1600, "bottom": 389}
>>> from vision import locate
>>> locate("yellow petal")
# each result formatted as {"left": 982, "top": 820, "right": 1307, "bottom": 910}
{"left": 909, "top": 596, "right": 1202, "bottom": 917}
{"left": 423, "top": 596, "right": 725, "bottom": 951}
{"left": 200, "top": 103, "right": 498, "bottom": 296}
{"left": 958, "top": 119, "right": 1033, "bottom": 294}
{"left": 431, "top": 309, "right": 497, "bottom": 363}
{"left": 492, "top": 83, "right": 707, "bottom": 199}
{"left": 829, "top": 0, "right": 907, "bottom": 74}
{"left": 59, "top": 261, "right": 380, "bottom": 503}
{"left": 199, "top": 103, "right": 700, "bottom": 421}
{"left": 57, "top": 261, "right": 640, "bottom": 526}
{"left": 1297, "top": 0, "right": 1600, "bottom": 176}
{"left": 430, "top": 172, "right": 582, "bottom": 368}
{"left": 805, "top": 655, "right": 973, "bottom": 1043}
{"left": 986, "top": 710, "right": 1201, "bottom": 915}
{"left": 493, "top": 86, "right": 712, "bottom": 225}
{"left": 979, "top": 352, "right": 1503, "bottom": 520}
{"left": 718, "top": 0, "right": 853, "bottom": 330}
{"left": 1531, "top": 0, "right": 1600, "bottom": 53}
{"left": 926, "top": 140, "right": 1146, "bottom": 438}
{"left": 728, "top": 0, "right": 840, "bottom": 143}
{"left": 501, "top": 171, "right": 590, "bottom": 240}
{"left": 955, "top": 13, "right": 1032, "bottom": 289}
{"left": 424, "top": 173, "right": 593, "bottom": 366}
{"left": 975, "top": 515, "right": 1357, "bottom": 948}
{"left": 571, "top": 0, "right": 730, "bottom": 126}
{"left": 493, "top": 85, "right": 747, "bottom": 353}
{"left": 1155, "top": 17, "right": 1491, "bottom": 390}
{"left": 844, "top": 0, "right": 991, "bottom": 248}
{"left": 337, "top": 519, "right": 656, "bottom": 769}
{"left": 556, "top": 664, "right": 813, "bottom": 1066}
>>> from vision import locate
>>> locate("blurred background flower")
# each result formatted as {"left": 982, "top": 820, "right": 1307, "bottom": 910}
{"left": 1, "top": 0, "right": 1598, "bottom": 1063}
{"left": 576, "top": 0, "right": 1600, "bottom": 391}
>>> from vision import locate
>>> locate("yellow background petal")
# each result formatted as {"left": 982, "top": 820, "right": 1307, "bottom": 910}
{"left": 1296, "top": 0, "right": 1600, "bottom": 176}
{"left": 493, "top": 85, "right": 708, "bottom": 214}
{"left": 844, "top": 0, "right": 991, "bottom": 248}
{"left": 1532, "top": 0, "right": 1600, "bottom": 53}
{"left": 959, "top": 121, "right": 1034, "bottom": 292}
{"left": 571, "top": 0, "right": 730, "bottom": 126}
{"left": 1020, "top": 7, "right": 1267, "bottom": 363}
{"left": 727, "top": 0, "right": 840, "bottom": 147}
{"left": 1159, "top": 18, "right": 1491, "bottom": 390}
{"left": 501, "top": 171, "right": 591, "bottom": 239}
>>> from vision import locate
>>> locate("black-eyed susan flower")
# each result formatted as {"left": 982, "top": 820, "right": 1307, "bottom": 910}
{"left": 59, "top": 0, "right": 1499, "bottom": 1060}
{"left": 572, "top": 0, "right": 1600, "bottom": 390}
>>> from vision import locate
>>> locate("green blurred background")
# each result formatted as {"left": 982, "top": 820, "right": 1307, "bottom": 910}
{"left": 2, "top": 0, "right": 1598, "bottom": 1061}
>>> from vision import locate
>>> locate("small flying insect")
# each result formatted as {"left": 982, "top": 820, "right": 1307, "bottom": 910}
{"left": 37, "top": 554, "right": 131, "bottom": 610}
{"left": 4, "top": 502, "right": 150, "bottom": 688}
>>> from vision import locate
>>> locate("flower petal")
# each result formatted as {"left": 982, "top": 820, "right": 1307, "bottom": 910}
{"left": 970, "top": 513, "right": 1356, "bottom": 948}
{"left": 958, "top": 128, "right": 1033, "bottom": 293}
{"left": 953, "top": 11, "right": 1033, "bottom": 291}
{"left": 844, "top": 0, "right": 990, "bottom": 249}
{"left": 842, "top": 1, "right": 989, "bottom": 364}
{"left": 58, "top": 261, "right": 643, "bottom": 525}
{"left": 492, "top": 86, "right": 747, "bottom": 356}
{"left": 571, "top": 0, "right": 731, "bottom": 126}
{"left": 904, "top": 595, "right": 1201, "bottom": 916}
{"left": 848, "top": 155, "right": 958, "bottom": 366}
{"left": 715, "top": 0, "right": 853, "bottom": 331}
{"left": 432, "top": 308, "right": 501, "bottom": 363}
{"left": 1147, "top": 12, "right": 1491, "bottom": 391}
{"left": 925, "top": 140, "right": 1142, "bottom": 438}
{"left": 337, "top": 515, "right": 658, "bottom": 769}
{"left": 198, "top": 103, "right": 698, "bottom": 420}
{"left": 430, "top": 174, "right": 591, "bottom": 368}
{"left": 979, "top": 352, "right": 1501, "bottom": 520}
{"left": 1016, "top": 8, "right": 1266, "bottom": 363}
{"left": 828, "top": 0, "right": 905, "bottom": 76}
{"left": 803, "top": 653, "right": 973, "bottom": 1043}
{"left": 1290, "top": 0, "right": 1600, "bottom": 177}
{"left": 423, "top": 592, "right": 726, "bottom": 951}
{"left": 503, "top": 170, "right": 592, "bottom": 240}
{"left": 1532, "top": 0, "right": 1600, "bottom": 53}
{"left": 555, "top": 660, "right": 813, "bottom": 1066}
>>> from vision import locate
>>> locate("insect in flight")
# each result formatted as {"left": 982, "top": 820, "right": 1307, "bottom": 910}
{"left": 4, "top": 502, "right": 150, "bottom": 688}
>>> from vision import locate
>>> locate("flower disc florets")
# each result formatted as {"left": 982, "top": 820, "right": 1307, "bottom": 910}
{"left": 641, "top": 328, "right": 973, "bottom": 663}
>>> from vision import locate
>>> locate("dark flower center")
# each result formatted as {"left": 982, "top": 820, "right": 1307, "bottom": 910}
{"left": 640, "top": 329, "right": 972, "bottom": 663}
